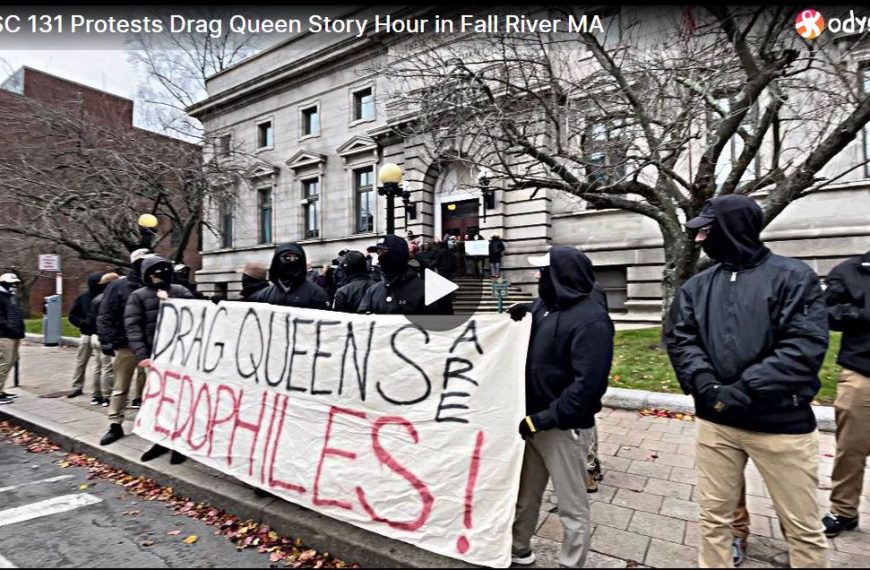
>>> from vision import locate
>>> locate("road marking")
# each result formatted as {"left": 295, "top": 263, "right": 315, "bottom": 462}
{"left": 0, "top": 475, "right": 74, "bottom": 494}
{"left": 0, "top": 493, "right": 102, "bottom": 527}
{"left": 0, "top": 552, "right": 15, "bottom": 568}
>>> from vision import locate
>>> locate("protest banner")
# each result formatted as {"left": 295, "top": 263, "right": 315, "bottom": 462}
{"left": 133, "top": 299, "right": 531, "bottom": 567}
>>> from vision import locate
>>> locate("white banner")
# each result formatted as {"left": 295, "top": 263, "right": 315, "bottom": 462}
{"left": 464, "top": 240, "right": 489, "bottom": 257}
{"left": 133, "top": 299, "right": 530, "bottom": 567}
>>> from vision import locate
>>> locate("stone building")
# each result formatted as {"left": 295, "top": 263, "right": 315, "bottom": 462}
{"left": 188, "top": 8, "right": 870, "bottom": 324}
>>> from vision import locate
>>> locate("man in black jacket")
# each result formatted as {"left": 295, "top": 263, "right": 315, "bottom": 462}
{"left": 249, "top": 243, "right": 330, "bottom": 309}
{"left": 664, "top": 194, "right": 829, "bottom": 568}
{"left": 489, "top": 235, "right": 506, "bottom": 279}
{"left": 820, "top": 248, "right": 870, "bottom": 537}
{"left": 98, "top": 248, "right": 151, "bottom": 446}
{"left": 332, "top": 251, "right": 372, "bottom": 313}
{"left": 67, "top": 274, "right": 104, "bottom": 399}
{"left": 238, "top": 261, "right": 269, "bottom": 301}
{"left": 358, "top": 235, "right": 428, "bottom": 315}
{"left": 124, "top": 256, "right": 193, "bottom": 463}
{"left": 0, "top": 273, "right": 24, "bottom": 405}
{"left": 509, "top": 247, "right": 614, "bottom": 568}
{"left": 87, "top": 273, "right": 119, "bottom": 406}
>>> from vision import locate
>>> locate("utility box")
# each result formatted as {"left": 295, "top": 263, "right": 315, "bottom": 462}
{"left": 43, "top": 294, "right": 62, "bottom": 347}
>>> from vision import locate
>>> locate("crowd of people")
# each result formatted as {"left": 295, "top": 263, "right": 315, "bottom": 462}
{"left": 0, "top": 194, "right": 867, "bottom": 568}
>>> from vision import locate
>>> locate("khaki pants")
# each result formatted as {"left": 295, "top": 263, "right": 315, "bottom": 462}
{"left": 830, "top": 368, "right": 870, "bottom": 519}
{"left": 107, "top": 348, "right": 137, "bottom": 424}
{"left": 70, "top": 334, "right": 93, "bottom": 393}
{"left": 131, "top": 367, "right": 146, "bottom": 401}
{"left": 732, "top": 486, "right": 751, "bottom": 540}
{"left": 0, "top": 338, "right": 20, "bottom": 392}
{"left": 89, "top": 335, "right": 114, "bottom": 398}
{"left": 513, "top": 428, "right": 593, "bottom": 568}
{"left": 696, "top": 419, "right": 828, "bottom": 568}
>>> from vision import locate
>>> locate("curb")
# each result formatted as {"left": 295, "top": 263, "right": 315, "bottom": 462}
{"left": 602, "top": 387, "right": 837, "bottom": 433}
{"left": 0, "top": 400, "right": 473, "bottom": 569}
{"left": 24, "top": 333, "right": 81, "bottom": 348}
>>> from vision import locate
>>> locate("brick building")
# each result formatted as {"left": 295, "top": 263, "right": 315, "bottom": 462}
{"left": 0, "top": 67, "right": 202, "bottom": 317}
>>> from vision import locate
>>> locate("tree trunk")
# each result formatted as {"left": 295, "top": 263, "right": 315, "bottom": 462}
{"left": 660, "top": 231, "right": 699, "bottom": 335}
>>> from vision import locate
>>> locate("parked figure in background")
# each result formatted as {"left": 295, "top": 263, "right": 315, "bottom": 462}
{"left": 821, "top": 247, "right": 870, "bottom": 538}
{"left": 98, "top": 248, "right": 151, "bottom": 446}
{"left": 67, "top": 274, "right": 104, "bottom": 399}
{"left": 87, "top": 273, "right": 119, "bottom": 406}
{"left": 332, "top": 251, "right": 373, "bottom": 313}
{"left": 489, "top": 234, "right": 506, "bottom": 279}
{"left": 249, "top": 243, "right": 330, "bottom": 309}
{"left": 664, "top": 194, "right": 829, "bottom": 568}
{"left": 508, "top": 247, "right": 614, "bottom": 568}
{"left": 0, "top": 273, "right": 24, "bottom": 405}
{"left": 173, "top": 264, "right": 201, "bottom": 298}
{"left": 124, "top": 256, "right": 193, "bottom": 464}
{"left": 238, "top": 261, "right": 269, "bottom": 301}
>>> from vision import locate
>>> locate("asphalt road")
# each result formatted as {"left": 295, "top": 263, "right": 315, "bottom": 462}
{"left": 0, "top": 439, "right": 275, "bottom": 568}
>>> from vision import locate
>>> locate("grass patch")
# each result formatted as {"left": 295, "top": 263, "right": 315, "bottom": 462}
{"left": 25, "top": 317, "right": 79, "bottom": 339}
{"left": 612, "top": 327, "right": 841, "bottom": 405}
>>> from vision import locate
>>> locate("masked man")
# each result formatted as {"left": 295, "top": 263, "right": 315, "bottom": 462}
{"left": 249, "top": 243, "right": 330, "bottom": 309}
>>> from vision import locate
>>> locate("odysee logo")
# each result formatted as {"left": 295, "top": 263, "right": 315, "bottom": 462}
{"left": 795, "top": 8, "right": 870, "bottom": 39}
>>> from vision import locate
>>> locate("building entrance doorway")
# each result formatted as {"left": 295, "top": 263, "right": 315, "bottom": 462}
{"left": 441, "top": 199, "right": 480, "bottom": 238}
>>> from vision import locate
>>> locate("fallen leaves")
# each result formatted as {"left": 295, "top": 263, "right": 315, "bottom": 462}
{"left": 639, "top": 407, "right": 696, "bottom": 422}
{"left": 0, "top": 420, "right": 358, "bottom": 568}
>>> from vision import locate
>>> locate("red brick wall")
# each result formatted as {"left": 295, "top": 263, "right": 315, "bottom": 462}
{"left": 21, "top": 67, "right": 134, "bottom": 126}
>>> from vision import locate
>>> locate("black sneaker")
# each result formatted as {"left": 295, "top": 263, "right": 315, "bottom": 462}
{"left": 0, "top": 396, "right": 13, "bottom": 405}
{"left": 511, "top": 550, "right": 536, "bottom": 565}
{"left": 732, "top": 536, "right": 747, "bottom": 567}
{"left": 822, "top": 512, "right": 859, "bottom": 537}
{"left": 141, "top": 444, "right": 169, "bottom": 462}
{"left": 101, "top": 397, "right": 110, "bottom": 407}
{"left": 67, "top": 389, "right": 83, "bottom": 399}
{"left": 169, "top": 451, "right": 187, "bottom": 465}
{"left": 130, "top": 398, "right": 141, "bottom": 409}
{"left": 90, "top": 396, "right": 102, "bottom": 405}
{"left": 100, "top": 423, "right": 124, "bottom": 446}
{"left": 0, "top": 391, "right": 17, "bottom": 399}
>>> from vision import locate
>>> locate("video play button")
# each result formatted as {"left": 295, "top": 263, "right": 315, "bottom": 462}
{"left": 424, "top": 269, "right": 458, "bottom": 306}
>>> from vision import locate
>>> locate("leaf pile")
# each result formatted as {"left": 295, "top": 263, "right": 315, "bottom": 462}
{"left": 0, "top": 421, "right": 356, "bottom": 568}
{"left": 639, "top": 408, "right": 695, "bottom": 422}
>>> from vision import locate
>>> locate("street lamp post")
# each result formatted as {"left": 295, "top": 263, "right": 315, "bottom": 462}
{"left": 479, "top": 167, "right": 495, "bottom": 222}
{"left": 137, "top": 213, "right": 159, "bottom": 251}
{"left": 377, "top": 163, "right": 404, "bottom": 236}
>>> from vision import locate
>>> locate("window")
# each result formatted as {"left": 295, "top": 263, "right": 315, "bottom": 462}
{"left": 257, "top": 120, "right": 273, "bottom": 149}
{"left": 302, "top": 178, "right": 320, "bottom": 238}
{"left": 353, "top": 87, "right": 374, "bottom": 121}
{"left": 258, "top": 188, "right": 273, "bottom": 244}
{"left": 354, "top": 167, "right": 375, "bottom": 233}
{"left": 216, "top": 134, "right": 231, "bottom": 157}
{"left": 219, "top": 201, "right": 233, "bottom": 249}
{"left": 583, "top": 118, "right": 627, "bottom": 186}
{"left": 863, "top": 65, "right": 870, "bottom": 178}
{"left": 301, "top": 106, "right": 320, "bottom": 137}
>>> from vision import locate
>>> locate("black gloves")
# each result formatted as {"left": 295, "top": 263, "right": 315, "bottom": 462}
{"left": 518, "top": 416, "right": 538, "bottom": 440}
{"left": 508, "top": 303, "right": 530, "bottom": 322}
{"left": 101, "top": 347, "right": 115, "bottom": 357}
{"left": 693, "top": 372, "right": 751, "bottom": 414}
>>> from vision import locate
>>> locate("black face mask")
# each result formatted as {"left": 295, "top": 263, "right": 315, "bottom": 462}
{"left": 700, "top": 225, "right": 736, "bottom": 263}
{"left": 275, "top": 258, "right": 305, "bottom": 285}
{"left": 150, "top": 268, "right": 172, "bottom": 290}
{"left": 539, "top": 268, "right": 558, "bottom": 308}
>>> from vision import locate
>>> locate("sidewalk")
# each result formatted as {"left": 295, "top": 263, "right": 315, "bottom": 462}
{"left": 2, "top": 341, "right": 869, "bottom": 568}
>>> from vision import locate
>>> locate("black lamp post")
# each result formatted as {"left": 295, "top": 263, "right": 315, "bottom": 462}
{"left": 377, "top": 163, "right": 404, "bottom": 235}
{"left": 137, "top": 213, "right": 159, "bottom": 251}
{"left": 479, "top": 167, "right": 495, "bottom": 222}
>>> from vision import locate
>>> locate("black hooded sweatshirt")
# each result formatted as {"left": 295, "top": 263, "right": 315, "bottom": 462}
{"left": 664, "top": 195, "right": 828, "bottom": 434}
{"left": 525, "top": 247, "right": 615, "bottom": 431}
{"left": 333, "top": 251, "right": 373, "bottom": 313}
{"left": 249, "top": 243, "right": 331, "bottom": 310}
{"left": 125, "top": 256, "right": 193, "bottom": 362}
{"left": 98, "top": 261, "right": 146, "bottom": 351}
{"left": 358, "top": 235, "right": 428, "bottom": 315}
{"left": 69, "top": 274, "right": 103, "bottom": 335}
{"left": 824, "top": 250, "right": 870, "bottom": 377}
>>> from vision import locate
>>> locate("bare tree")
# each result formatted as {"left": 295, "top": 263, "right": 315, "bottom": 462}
{"left": 0, "top": 94, "right": 244, "bottom": 267}
{"left": 379, "top": 6, "right": 870, "bottom": 316}
{"left": 126, "top": 9, "right": 262, "bottom": 139}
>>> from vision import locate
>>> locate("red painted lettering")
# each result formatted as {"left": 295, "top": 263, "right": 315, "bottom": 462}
{"left": 209, "top": 384, "right": 239, "bottom": 460}
{"left": 267, "top": 395, "right": 306, "bottom": 494}
{"left": 185, "top": 382, "right": 213, "bottom": 451}
{"left": 227, "top": 390, "right": 268, "bottom": 477}
{"left": 313, "top": 406, "right": 367, "bottom": 510}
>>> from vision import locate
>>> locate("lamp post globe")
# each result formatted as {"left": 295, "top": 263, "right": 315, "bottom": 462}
{"left": 138, "top": 213, "right": 159, "bottom": 229}
{"left": 377, "top": 163, "right": 404, "bottom": 235}
{"left": 137, "top": 213, "right": 159, "bottom": 250}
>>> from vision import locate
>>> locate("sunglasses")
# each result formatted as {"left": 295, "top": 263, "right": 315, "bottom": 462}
{"left": 697, "top": 225, "right": 713, "bottom": 238}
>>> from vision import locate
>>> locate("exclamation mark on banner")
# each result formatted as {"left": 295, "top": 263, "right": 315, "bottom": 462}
{"left": 456, "top": 431, "right": 485, "bottom": 555}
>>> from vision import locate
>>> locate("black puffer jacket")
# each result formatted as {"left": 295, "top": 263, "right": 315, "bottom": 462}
{"left": 333, "top": 252, "right": 372, "bottom": 313}
{"left": 98, "top": 269, "right": 145, "bottom": 351}
{"left": 0, "top": 287, "right": 24, "bottom": 340}
{"left": 249, "top": 243, "right": 331, "bottom": 310}
{"left": 525, "top": 247, "right": 614, "bottom": 431}
{"left": 69, "top": 274, "right": 102, "bottom": 335}
{"left": 825, "top": 250, "right": 870, "bottom": 376}
{"left": 358, "top": 236, "right": 428, "bottom": 315}
{"left": 88, "top": 292, "right": 105, "bottom": 337}
{"left": 125, "top": 257, "right": 193, "bottom": 362}
{"left": 664, "top": 196, "right": 828, "bottom": 435}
